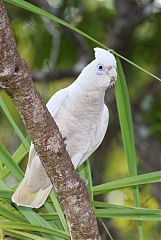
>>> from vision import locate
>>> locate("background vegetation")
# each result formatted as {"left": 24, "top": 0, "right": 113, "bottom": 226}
{"left": 1, "top": 0, "right": 161, "bottom": 239}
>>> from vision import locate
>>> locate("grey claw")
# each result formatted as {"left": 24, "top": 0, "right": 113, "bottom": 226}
{"left": 84, "top": 179, "right": 88, "bottom": 186}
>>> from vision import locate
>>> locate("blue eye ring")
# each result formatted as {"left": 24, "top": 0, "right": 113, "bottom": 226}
{"left": 96, "top": 64, "right": 105, "bottom": 75}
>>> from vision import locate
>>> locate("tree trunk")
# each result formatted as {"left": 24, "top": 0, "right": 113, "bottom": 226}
{"left": 0, "top": 1, "right": 100, "bottom": 239}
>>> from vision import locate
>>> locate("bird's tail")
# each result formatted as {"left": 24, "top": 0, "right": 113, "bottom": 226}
{"left": 12, "top": 177, "right": 52, "bottom": 209}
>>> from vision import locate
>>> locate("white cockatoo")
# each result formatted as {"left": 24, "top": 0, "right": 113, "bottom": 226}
{"left": 12, "top": 47, "right": 117, "bottom": 208}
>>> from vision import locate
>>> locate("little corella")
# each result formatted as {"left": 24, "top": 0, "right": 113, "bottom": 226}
{"left": 12, "top": 47, "right": 117, "bottom": 208}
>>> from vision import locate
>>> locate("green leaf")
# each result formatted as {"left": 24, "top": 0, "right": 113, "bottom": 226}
{"left": 43, "top": 203, "right": 63, "bottom": 232}
{"left": 95, "top": 203, "right": 161, "bottom": 221}
{"left": 115, "top": 58, "right": 143, "bottom": 238}
{"left": 115, "top": 59, "right": 138, "bottom": 179}
{"left": 4, "top": 229, "right": 49, "bottom": 240}
{"left": 0, "top": 96, "right": 30, "bottom": 151}
{"left": 0, "top": 205, "right": 26, "bottom": 222}
{"left": 94, "top": 200, "right": 161, "bottom": 220}
{"left": 0, "top": 221, "right": 70, "bottom": 239}
{"left": 0, "top": 140, "right": 29, "bottom": 181}
{"left": 16, "top": 206, "right": 60, "bottom": 240}
{"left": 93, "top": 170, "right": 161, "bottom": 195}
{"left": 0, "top": 189, "right": 13, "bottom": 199}
{"left": 39, "top": 213, "right": 59, "bottom": 221}
{"left": 0, "top": 144, "right": 24, "bottom": 181}
{"left": 98, "top": 218, "right": 113, "bottom": 240}
{"left": 78, "top": 160, "right": 93, "bottom": 200}
{"left": 50, "top": 190, "right": 69, "bottom": 233}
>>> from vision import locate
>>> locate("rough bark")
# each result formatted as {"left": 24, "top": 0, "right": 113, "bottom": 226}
{"left": 0, "top": 1, "right": 101, "bottom": 239}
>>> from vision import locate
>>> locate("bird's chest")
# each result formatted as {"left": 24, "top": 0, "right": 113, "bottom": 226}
{"left": 54, "top": 104, "right": 101, "bottom": 156}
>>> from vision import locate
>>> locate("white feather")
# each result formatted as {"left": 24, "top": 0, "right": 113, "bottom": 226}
{"left": 94, "top": 47, "right": 116, "bottom": 67}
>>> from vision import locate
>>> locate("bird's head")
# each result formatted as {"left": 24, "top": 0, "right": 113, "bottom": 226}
{"left": 80, "top": 48, "right": 117, "bottom": 91}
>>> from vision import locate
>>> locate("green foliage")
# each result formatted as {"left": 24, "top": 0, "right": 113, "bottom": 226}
{"left": 93, "top": 170, "right": 161, "bottom": 195}
{"left": 0, "top": 144, "right": 24, "bottom": 181}
{"left": 94, "top": 201, "right": 161, "bottom": 221}
{"left": 115, "top": 58, "right": 143, "bottom": 237}
{"left": 0, "top": 96, "right": 30, "bottom": 151}
{"left": 0, "top": 0, "right": 161, "bottom": 240}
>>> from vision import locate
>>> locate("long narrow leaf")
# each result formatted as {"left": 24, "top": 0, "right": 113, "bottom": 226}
{"left": 0, "top": 189, "right": 13, "bottom": 198}
{"left": 44, "top": 202, "right": 65, "bottom": 232}
{"left": 0, "top": 96, "right": 30, "bottom": 151}
{"left": 95, "top": 208, "right": 161, "bottom": 221}
{"left": 0, "top": 221, "right": 70, "bottom": 239}
{"left": 94, "top": 201, "right": 161, "bottom": 221}
{"left": 50, "top": 190, "right": 69, "bottom": 233}
{"left": 0, "top": 205, "right": 26, "bottom": 222}
{"left": 115, "top": 58, "right": 143, "bottom": 237}
{"left": 0, "top": 141, "right": 28, "bottom": 181}
{"left": 98, "top": 218, "right": 113, "bottom": 240}
{"left": 0, "top": 144, "right": 24, "bottom": 181}
{"left": 94, "top": 201, "right": 161, "bottom": 214}
{"left": 115, "top": 59, "right": 138, "bottom": 182}
{"left": 4, "top": 229, "right": 49, "bottom": 240}
{"left": 39, "top": 213, "right": 59, "bottom": 221}
{"left": 93, "top": 170, "right": 161, "bottom": 195}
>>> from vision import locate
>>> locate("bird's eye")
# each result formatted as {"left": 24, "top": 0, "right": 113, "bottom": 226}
{"left": 97, "top": 64, "right": 105, "bottom": 71}
{"left": 96, "top": 64, "right": 105, "bottom": 75}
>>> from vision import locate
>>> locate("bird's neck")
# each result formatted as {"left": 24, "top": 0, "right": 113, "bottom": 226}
{"left": 68, "top": 82, "right": 106, "bottom": 113}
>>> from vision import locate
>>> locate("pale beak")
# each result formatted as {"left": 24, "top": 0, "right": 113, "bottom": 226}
{"left": 106, "top": 67, "right": 117, "bottom": 88}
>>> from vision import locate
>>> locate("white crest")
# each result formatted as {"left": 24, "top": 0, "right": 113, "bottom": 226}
{"left": 94, "top": 47, "right": 116, "bottom": 67}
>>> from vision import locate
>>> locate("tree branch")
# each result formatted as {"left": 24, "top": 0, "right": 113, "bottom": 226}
{"left": 32, "top": 68, "right": 78, "bottom": 82}
{"left": 0, "top": 1, "right": 100, "bottom": 239}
